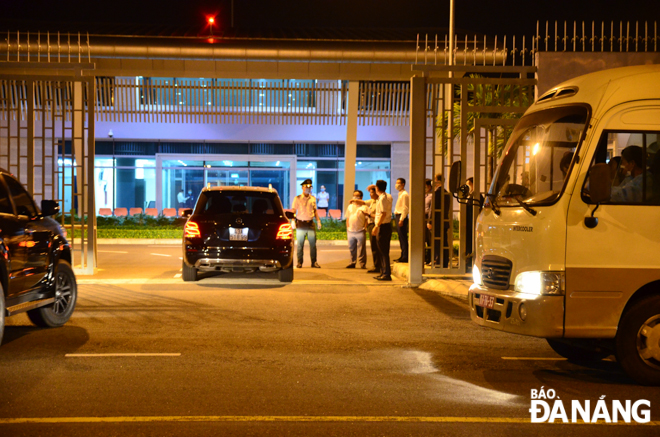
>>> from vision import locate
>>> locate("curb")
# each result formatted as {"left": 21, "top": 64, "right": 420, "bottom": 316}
{"left": 391, "top": 263, "right": 471, "bottom": 301}
{"left": 95, "top": 239, "right": 352, "bottom": 246}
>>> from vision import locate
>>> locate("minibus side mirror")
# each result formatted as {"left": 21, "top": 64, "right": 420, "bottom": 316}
{"left": 584, "top": 163, "right": 611, "bottom": 228}
{"left": 588, "top": 163, "right": 612, "bottom": 204}
{"left": 448, "top": 161, "right": 461, "bottom": 194}
{"left": 285, "top": 210, "right": 295, "bottom": 220}
{"left": 181, "top": 208, "right": 193, "bottom": 218}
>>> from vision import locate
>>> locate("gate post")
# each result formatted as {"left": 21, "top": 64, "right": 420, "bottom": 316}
{"left": 408, "top": 75, "right": 427, "bottom": 286}
{"left": 343, "top": 81, "right": 359, "bottom": 213}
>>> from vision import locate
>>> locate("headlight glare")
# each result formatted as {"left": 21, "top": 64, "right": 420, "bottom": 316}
{"left": 472, "top": 265, "right": 482, "bottom": 286}
{"left": 514, "top": 271, "right": 564, "bottom": 295}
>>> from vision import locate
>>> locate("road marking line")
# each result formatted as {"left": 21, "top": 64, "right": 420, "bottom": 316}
{"left": 502, "top": 357, "right": 616, "bottom": 362}
{"left": 0, "top": 415, "right": 656, "bottom": 425}
{"left": 174, "top": 274, "right": 182, "bottom": 278}
{"left": 150, "top": 253, "right": 171, "bottom": 257}
{"left": 502, "top": 357, "right": 567, "bottom": 361}
{"left": 65, "top": 353, "right": 181, "bottom": 358}
{"left": 97, "top": 250, "right": 129, "bottom": 254}
{"left": 77, "top": 278, "right": 400, "bottom": 286}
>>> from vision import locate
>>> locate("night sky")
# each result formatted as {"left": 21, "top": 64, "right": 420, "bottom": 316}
{"left": 3, "top": 0, "right": 660, "bottom": 37}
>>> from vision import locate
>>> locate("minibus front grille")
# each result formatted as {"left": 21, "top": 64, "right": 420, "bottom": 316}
{"left": 481, "top": 255, "right": 513, "bottom": 290}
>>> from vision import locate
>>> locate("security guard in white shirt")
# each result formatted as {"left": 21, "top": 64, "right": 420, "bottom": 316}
{"left": 291, "top": 179, "right": 322, "bottom": 268}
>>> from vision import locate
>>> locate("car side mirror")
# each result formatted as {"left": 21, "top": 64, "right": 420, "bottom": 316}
{"left": 449, "top": 161, "right": 462, "bottom": 194}
{"left": 285, "top": 211, "right": 295, "bottom": 220}
{"left": 181, "top": 208, "right": 193, "bottom": 218}
{"left": 41, "top": 200, "right": 60, "bottom": 217}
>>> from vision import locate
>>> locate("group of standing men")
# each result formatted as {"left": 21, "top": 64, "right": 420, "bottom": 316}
{"left": 342, "top": 177, "right": 413, "bottom": 282}
{"left": 291, "top": 174, "right": 452, "bottom": 278}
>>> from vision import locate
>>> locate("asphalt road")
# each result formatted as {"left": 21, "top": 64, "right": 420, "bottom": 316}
{"left": 0, "top": 245, "right": 658, "bottom": 436}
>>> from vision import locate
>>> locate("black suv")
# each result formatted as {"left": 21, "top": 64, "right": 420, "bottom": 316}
{"left": 0, "top": 169, "right": 76, "bottom": 345}
{"left": 182, "top": 186, "right": 295, "bottom": 282}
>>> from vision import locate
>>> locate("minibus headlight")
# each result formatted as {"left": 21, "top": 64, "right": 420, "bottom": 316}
{"left": 472, "top": 265, "right": 483, "bottom": 286}
{"left": 514, "top": 271, "right": 564, "bottom": 296}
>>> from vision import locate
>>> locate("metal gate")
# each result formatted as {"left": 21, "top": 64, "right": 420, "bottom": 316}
{"left": 0, "top": 64, "right": 96, "bottom": 274}
{"left": 408, "top": 65, "right": 536, "bottom": 282}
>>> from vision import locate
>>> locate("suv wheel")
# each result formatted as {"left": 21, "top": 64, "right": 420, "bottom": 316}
{"left": 278, "top": 265, "right": 294, "bottom": 283}
{"left": 616, "top": 295, "right": 660, "bottom": 385}
{"left": 27, "top": 260, "right": 77, "bottom": 328}
{"left": 182, "top": 262, "right": 198, "bottom": 282}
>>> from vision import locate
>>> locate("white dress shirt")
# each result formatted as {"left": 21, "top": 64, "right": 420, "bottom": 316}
{"left": 346, "top": 203, "right": 368, "bottom": 232}
{"left": 375, "top": 192, "right": 393, "bottom": 225}
{"left": 394, "top": 190, "right": 409, "bottom": 221}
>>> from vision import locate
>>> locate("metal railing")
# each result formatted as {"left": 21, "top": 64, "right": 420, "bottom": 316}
{"left": 414, "top": 20, "right": 658, "bottom": 67}
{"left": 2, "top": 77, "right": 415, "bottom": 126}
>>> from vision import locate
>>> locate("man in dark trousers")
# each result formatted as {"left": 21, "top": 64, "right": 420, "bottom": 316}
{"left": 393, "top": 177, "right": 409, "bottom": 263}
{"left": 372, "top": 179, "right": 393, "bottom": 281}
{"left": 428, "top": 173, "right": 452, "bottom": 268}
{"left": 365, "top": 185, "right": 382, "bottom": 274}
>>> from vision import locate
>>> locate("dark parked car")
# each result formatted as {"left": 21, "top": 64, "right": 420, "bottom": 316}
{"left": 182, "top": 186, "right": 295, "bottom": 282}
{"left": 0, "top": 169, "right": 76, "bottom": 346}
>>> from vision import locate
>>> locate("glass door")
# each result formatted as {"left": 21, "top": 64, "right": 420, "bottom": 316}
{"left": 206, "top": 169, "right": 249, "bottom": 188}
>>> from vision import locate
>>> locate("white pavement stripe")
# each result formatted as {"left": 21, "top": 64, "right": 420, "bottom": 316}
{"left": 97, "top": 250, "right": 129, "bottom": 254}
{"left": 77, "top": 278, "right": 400, "bottom": 286}
{"left": 502, "top": 357, "right": 567, "bottom": 361}
{"left": 150, "top": 253, "right": 172, "bottom": 257}
{"left": 174, "top": 274, "right": 182, "bottom": 278}
{"left": 65, "top": 353, "right": 181, "bottom": 357}
{"left": 502, "top": 356, "right": 616, "bottom": 362}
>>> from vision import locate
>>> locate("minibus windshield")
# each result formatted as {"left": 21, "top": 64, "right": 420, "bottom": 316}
{"left": 489, "top": 105, "right": 589, "bottom": 207}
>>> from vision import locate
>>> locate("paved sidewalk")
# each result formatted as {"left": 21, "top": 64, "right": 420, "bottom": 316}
{"left": 96, "top": 239, "right": 351, "bottom": 246}
{"left": 391, "top": 263, "right": 471, "bottom": 301}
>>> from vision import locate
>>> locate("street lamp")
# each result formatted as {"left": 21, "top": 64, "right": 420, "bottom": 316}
{"left": 208, "top": 17, "right": 215, "bottom": 35}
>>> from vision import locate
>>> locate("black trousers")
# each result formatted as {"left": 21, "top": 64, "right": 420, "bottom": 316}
{"left": 367, "top": 223, "right": 382, "bottom": 271}
{"left": 395, "top": 214, "right": 408, "bottom": 261}
{"left": 377, "top": 222, "right": 392, "bottom": 276}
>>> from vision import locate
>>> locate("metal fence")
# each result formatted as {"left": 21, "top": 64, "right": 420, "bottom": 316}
{"left": 2, "top": 77, "right": 414, "bottom": 126}
{"left": 415, "top": 20, "right": 659, "bottom": 67}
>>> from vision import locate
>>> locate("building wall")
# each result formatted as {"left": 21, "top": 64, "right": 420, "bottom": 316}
{"left": 536, "top": 52, "right": 660, "bottom": 96}
{"left": 95, "top": 121, "right": 410, "bottom": 143}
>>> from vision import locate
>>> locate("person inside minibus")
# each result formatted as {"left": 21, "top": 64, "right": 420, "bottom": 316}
{"left": 611, "top": 145, "right": 652, "bottom": 203}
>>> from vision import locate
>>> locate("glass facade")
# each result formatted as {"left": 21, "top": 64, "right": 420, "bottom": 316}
{"left": 90, "top": 141, "right": 390, "bottom": 214}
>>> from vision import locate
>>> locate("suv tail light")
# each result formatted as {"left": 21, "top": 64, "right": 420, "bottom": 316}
{"left": 276, "top": 223, "right": 293, "bottom": 240}
{"left": 184, "top": 221, "right": 201, "bottom": 238}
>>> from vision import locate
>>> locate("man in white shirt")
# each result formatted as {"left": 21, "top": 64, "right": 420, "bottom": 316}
{"left": 365, "top": 185, "right": 382, "bottom": 274}
{"left": 393, "top": 178, "right": 410, "bottom": 263}
{"left": 345, "top": 190, "right": 369, "bottom": 269}
{"left": 372, "top": 179, "right": 393, "bottom": 281}
{"left": 177, "top": 189, "right": 188, "bottom": 207}
{"left": 292, "top": 179, "right": 322, "bottom": 268}
{"left": 317, "top": 185, "right": 330, "bottom": 212}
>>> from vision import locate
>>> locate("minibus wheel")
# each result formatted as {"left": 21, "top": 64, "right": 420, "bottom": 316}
{"left": 616, "top": 295, "right": 660, "bottom": 385}
{"left": 546, "top": 339, "right": 610, "bottom": 361}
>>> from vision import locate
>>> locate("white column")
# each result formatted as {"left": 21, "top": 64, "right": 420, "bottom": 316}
{"left": 343, "top": 81, "right": 359, "bottom": 213}
{"left": 408, "top": 76, "right": 427, "bottom": 286}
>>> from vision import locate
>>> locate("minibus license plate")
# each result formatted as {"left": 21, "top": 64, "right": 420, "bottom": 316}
{"left": 479, "top": 294, "right": 495, "bottom": 309}
{"left": 230, "top": 228, "right": 249, "bottom": 241}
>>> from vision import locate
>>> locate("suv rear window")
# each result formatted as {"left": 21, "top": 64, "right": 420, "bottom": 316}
{"left": 4, "top": 175, "right": 38, "bottom": 217}
{"left": 0, "top": 177, "right": 13, "bottom": 214}
{"left": 194, "top": 191, "right": 283, "bottom": 216}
